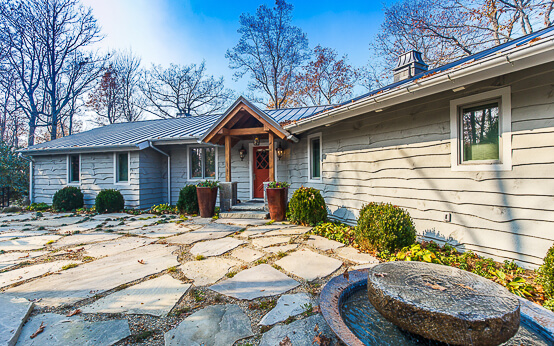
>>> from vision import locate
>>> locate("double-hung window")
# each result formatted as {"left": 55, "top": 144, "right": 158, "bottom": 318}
{"left": 67, "top": 155, "right": 80, "bottom": 184}
{"left": 115, "top": 152, "right": 129, "bottom": 183}
{"left": 308, "top": 133, "right": 322, "bottom": 181}
{"left": 450, "top": 87, "right": 512, "bottom": 171}
{"left": 189, "top": 147, "right": 216, "bottom": 180}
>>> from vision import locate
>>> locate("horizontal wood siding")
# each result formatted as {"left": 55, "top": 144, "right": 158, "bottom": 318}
{"left": 33, "top": 155, "right": 67, "bottom": 204}
{"left": 138, "top": 149, "right": 167, "bottom": 209}
{"left": 286, "top": 64, "right": 554, "bottom": 268}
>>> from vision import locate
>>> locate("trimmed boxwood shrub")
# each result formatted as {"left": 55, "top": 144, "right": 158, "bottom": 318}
{"left": 356, "top": 202, "right": 416, "bottom": 253}
{"left": 286, "top": 186, "right": 327, "bottom": 226}
{"left": 538, "top": 243, "right": 554, "bottom": 299}
{"left": 52, "top": 186, "right": 84, "bottom": 211}
{"left": 176, "top": 185, "right": 198, "bottom": 214}
{"left": 95, "top": 189, "right": 125, "bottom": 213}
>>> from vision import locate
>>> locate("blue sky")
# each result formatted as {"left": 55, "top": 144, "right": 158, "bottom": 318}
{"left": 81, "top": 0, "right": 393, "bottom": 95}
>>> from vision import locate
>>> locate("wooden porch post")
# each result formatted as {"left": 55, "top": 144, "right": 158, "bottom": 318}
{"left": 225, "top": 135, "right": 231, "bottom": 182}
{"left": 269, "top": 132, "right": 275, "bottom": 181}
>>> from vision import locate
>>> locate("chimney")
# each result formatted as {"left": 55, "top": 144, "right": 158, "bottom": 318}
{"left": 393, "top": 50, "right": 428, "bottom": 82}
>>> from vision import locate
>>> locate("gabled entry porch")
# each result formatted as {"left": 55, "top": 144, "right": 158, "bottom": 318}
{"left": 200, "top": 97, "right": 297, "bottom": 211}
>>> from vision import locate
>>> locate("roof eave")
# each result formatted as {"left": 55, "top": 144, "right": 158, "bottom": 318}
{"left": 284, "top": 36, "right": 554, "bottom": 134}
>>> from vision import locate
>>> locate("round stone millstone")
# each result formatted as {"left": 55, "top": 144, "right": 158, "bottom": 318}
{"left": 367, "top": 262, "right": 520, "bottom": 346}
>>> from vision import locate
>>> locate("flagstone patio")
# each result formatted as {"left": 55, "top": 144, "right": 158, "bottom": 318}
{"left": 0, "top": 210, "right": 379, "bottom": 345}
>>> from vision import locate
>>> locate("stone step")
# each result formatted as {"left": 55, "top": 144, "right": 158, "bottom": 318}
{"left": 230, "top": 202, "right": 266, "bottom": 212}
{"left": 219, "top": 211, "right": 269, "bottom": 219}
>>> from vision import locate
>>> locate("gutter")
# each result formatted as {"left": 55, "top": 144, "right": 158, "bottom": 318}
{"left": 285, "top": 35, "right": 554, "bottom": 133}
{"left": 19, "top": 153, "right": 34, "bottom": 204}
{"left": 146, "top": 141, "right": 172, "bottom": 205}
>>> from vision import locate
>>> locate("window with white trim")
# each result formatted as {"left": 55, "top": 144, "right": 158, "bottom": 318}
{"left": 450, "top": 87, "right": 512, "bottom": 171}
{"left": 308, "top": 133, "right": 322, "bottom": 181}
{"left": 189, "top": 147, "right": 216, "bottom": 179}
{"left": 67, "top": 154, "right": 80, "bottom": 184}
{"left": 115, "top": 152, "right": 129, "bottom": 183}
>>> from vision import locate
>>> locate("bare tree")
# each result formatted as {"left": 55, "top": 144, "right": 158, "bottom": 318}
{"left": 87, "top": 64, "right": 121, "bottom": 125}
{"left": 114, "top": 50, "right": 143, "bottom": 122}
{"left": 141, "top": 61, "right": 234, "bottom": 118}
{"left": 0, "top": 0, "right": 104, "bottom": 146}
{"left": 226, "top": 0, "right": 309, "bottom": 109}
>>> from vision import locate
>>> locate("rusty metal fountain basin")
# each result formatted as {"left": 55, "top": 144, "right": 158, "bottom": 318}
{"left": 320, "top": 265, "right": 554, "bottom": 346}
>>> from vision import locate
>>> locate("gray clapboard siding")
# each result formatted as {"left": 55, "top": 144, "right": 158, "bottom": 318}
{"left": 138, "top": 149, "right": 167, "bottom": 209}
{"left": 284, "top": 65, "right": 554, "bottom": 268}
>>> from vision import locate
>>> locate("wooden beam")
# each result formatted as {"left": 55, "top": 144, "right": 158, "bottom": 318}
{"left": 204, "top": 108, "right": 245, "bottom": 143}
{"left": 269, "top": 132, "right": 275, "bottom": 182}
{"left": 225, "top": 135, "right": 231, "bottom": 182}
{"left": 219, "top": 127, "right": 268, "bottom": 136}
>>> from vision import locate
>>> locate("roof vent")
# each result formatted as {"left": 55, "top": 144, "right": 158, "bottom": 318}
{"left": 393, "top": 50, "right": 428, "bottom": 82}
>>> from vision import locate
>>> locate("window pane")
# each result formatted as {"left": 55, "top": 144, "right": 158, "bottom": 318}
{"left": 204, "top": 147, "right": 216, "bottom": 178}
{"left": 311, "top": 138, "right": 321, "bottom": 179}
{"left": 190, "top": 148, "right": 202, "bottom": 178}
{"left": 70, "top": 155, "right": 79, "bottom": 182}
{"left": 461, "top": 103, "right": 499, "bottom": 161}
{"left": 118, "top": 153, "right": 128, "bottom": 182}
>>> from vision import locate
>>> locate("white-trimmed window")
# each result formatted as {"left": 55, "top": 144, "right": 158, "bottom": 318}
{"left": 189, "top": 146, "right": 216, "bottom": 180}
{"left": 67, "top": 154, "right": 81, "bottom": 184}
{"left": 307, "top": 133, "right": 322, "bottom": 181}
{"left": 114, "top": 152, "right": 130, "bottom": 183}
{"left": 450, "top": 87, "right": 512, "bottom": 171}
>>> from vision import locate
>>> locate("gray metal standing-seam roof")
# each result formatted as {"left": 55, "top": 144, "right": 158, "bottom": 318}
{"left": 265, "top": 105, "right": 334, "bottom": 123}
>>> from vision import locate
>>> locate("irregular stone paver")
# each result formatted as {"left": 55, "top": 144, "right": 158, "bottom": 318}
{"left": 164, "top": 304, "right": 253, "bottom": 346}
{"left": 0, "top": 251, "right": 48, "bottom": 270}
{"left": 16, "top": 313, "right": 131, "bottom": 346}
{"left": 76, "top": 237, "right": 152, "bottom": 258}
{"left": 52, "top": 233, "right": 121, "bottom": 248}
{"left": 251, "top": 236, "right": 291, "bottom": 248}
{"left": 0, "top": 296, "right": 33, "bottom": 346}
{"left": 306, "top": 235, "right": 345, "bottom": 251}
{"left": 0, "top": 260, "right": 80, "bottom": 288}
{"left": 0, "top": 214, "right": 34, "bottom": 222}
{"left": 166, "top": 224, "right": 243, "bottom": 245}
{"left": 0, "top": 235, "right": 62, "bottom": 251}
{"left": 0, "top": 230, "right": 49, "bottom": 240}
{"left": 190, "top": 237, "right": 246, "bottom": 257}
{"left": 180, "top": 257, "right": 241, "bottom": 286}
{"left": 335, "top": 246, "right": 379, "bottom": 264}
{"left": 21, "top": 216, "right": 85, "bottom": 228}
{"left": 259, "top": 293, "right": 314, "bottom": 326}
{"left": 81, "top": 275, "right": 191, "bottom": 317}
{"left": 188, "top": 217, "right": 214, "bottom": 225}
{"left": 126, "top": 222, "right": 189, "bottom": 238}
{"left": 258, "top": 225, "right": 312, "bottom": 237}
{"left": 275, "top": 249, "right": 343, "bottom": 281}
{"left": 259, "top": 314, "right": 335, "bottom": 346}
{"left": 55, "top": 220, "right": 106, "bottom": 234}
{"left": 230, "top": 247, "right": 265, "bottom": 262}
{"left": 110, "top": 219, "right": 160, "bottom": 232}
{"left": 210, "top": 264, "right": 300, "bottom": 300}
{"left": 6, "top": 244, "right": 179, "bottom": 307}
{"left": 91, "top": 213, "right": 131, "bottom": 221}
{"left": 265, "top": 244, "right": 298, "bottom": 254}
{"left": 215, "top": 218, "right": 268, "bottom": 227}
{"left": 236, "top": 224, "right": 293, "bottom": 239}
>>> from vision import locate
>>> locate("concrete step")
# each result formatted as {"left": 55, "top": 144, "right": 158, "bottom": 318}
{"left": 219, "top": 211, "right": 269, "bottom": 219}
{"left": 230, "top": 202, "right": 266, "bottom": 212}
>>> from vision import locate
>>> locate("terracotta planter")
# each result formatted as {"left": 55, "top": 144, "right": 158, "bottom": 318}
{"left": 197, "top": 186, "right": 218, "bottom": 218}
{"left": 266, "top": 188, "right": 288, "bottom": 221}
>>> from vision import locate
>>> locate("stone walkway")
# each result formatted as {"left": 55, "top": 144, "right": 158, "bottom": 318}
{"left": 0, "top": 211, "right": 379, "bottom": 345}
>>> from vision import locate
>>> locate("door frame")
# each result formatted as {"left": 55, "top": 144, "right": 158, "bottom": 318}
{"left": 249, "top": 141, "right": 278, "bottom": 200}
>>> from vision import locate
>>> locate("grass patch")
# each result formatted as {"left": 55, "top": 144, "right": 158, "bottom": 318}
{"left": 132, "top": 330, "right": 156, "bottom": 342}
{"left": 264, "top": 220, "right": 275, "bottom": 225}
{"left": 61, "top": 263, "right": 78, "bottom": 270}
{"left": 226, "top": 271, "right": 237, "bottom": 278}
{"left": 195, "top": 255, "right": 205, "bottom": 261}
{"left": 46, "top": 240, "right": 55, "bottom": 245}
{"left": 167, "top": 266, "right": 177, "bottom": 273}
{"left": 255, "top": 258, "right": 267, "bottom": 265}
{"left": 272, "top": 264, "right": 282, "bottom": 271}
{"left": 276, "top": 251, "right": 287, "bottom": 258}
{"left": 82, "top": 256, "right": 94, "bottom": 262}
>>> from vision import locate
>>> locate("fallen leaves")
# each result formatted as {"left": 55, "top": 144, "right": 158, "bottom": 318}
{"left": 137, "top": 259, "right": 145, "bottom": 265}
{"left": 424, "top": 282, "right": 447, "bottom": 291}
{"left": 342, "top": 268, "right": 349, "bottom": 281}
{"left": 373, "top": 272, "right": 387, "bottom": 278}
{"left": 279, "top": 336, "right": 292, "bottom": 346}
{"left": 30, "top": 322, "right": 45, "bottom": 339}
{"left": 312, "top": 332, "right": 331, "bottom": 345}
{"left": 66, "top": 309, "right": 81, "bottom": 317}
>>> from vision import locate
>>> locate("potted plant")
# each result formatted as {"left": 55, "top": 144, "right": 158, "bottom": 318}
{"left": 266, "top": 181, "right": 290, "bottom": 221}
{"left": 196, "top": 180, "right": 219, "bottom": 218}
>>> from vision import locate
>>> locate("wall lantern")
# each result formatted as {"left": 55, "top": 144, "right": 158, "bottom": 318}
{"left": 276, "top": 143, "right": 284, "bottom": 160}
{"left": 239, "top": 146, "right": 247, "bottom": 161}
{"left": 253, "top": 136, "right": 260, "bottom": 146}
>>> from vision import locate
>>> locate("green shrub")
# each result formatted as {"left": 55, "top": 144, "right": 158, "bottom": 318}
{"left": 286, "top": 187, "right": 327, "bottom": 226}
{"left": 28, "top": 202, "right": 50, "bottom": 211}
{"left": 95, "top": 189, "right": 125, "bottom": 213}
{"left": 356, "top": 202, "right": 416, "bottom": 253}
{"left": 150, "top": 203, "right": 177, "bottom": 215}
{"left": 538, "top": 243, "right": 554, "bottom": 299}
{"left": 52, "top": 186, "right": 84, "bottom": 211}
{"left": 176, "top": 185, "right": 198, "bottom": 214}
{"left": 311, "top": 222, "right": 355, "bottom": 245}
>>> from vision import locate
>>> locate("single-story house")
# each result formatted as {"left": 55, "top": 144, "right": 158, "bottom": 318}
{"left": 19, "top": 27, "right": 554, "bottom": 268}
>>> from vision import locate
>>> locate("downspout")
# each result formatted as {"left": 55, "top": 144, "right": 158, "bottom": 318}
{"left": 19, "top": 153, "right": 34, "bottom": 204}
{"left": 147, "top": 141, "right": 171, "bottom": 205}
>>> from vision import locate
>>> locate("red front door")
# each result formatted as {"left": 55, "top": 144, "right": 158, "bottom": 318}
{"left": 253, "top": 146, "right": 270, "bottom": 199}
